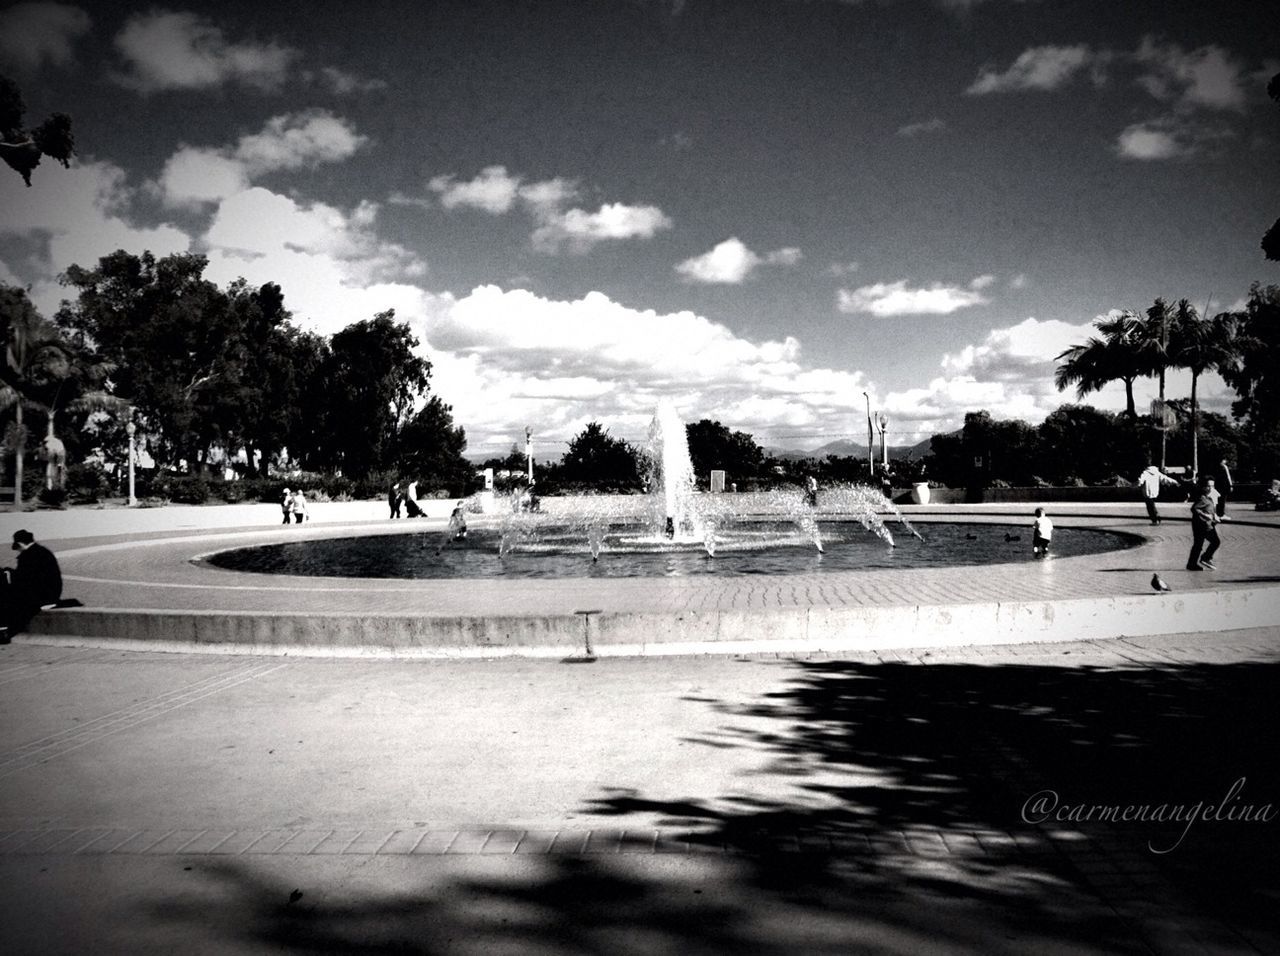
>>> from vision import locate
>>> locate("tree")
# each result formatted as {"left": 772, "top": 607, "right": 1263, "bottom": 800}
{"left": 1, "top": 285, "right": 120, "bottom": 504}
{"left": 1220, "top": 284, "right": 1280, "bottom": 439}
{"left": 1036, "top": 405, "right": 1135, "bottom": 485}
{"left": 56, "top": 251, "right": 243, "bottom": 472}
{"left": 683, "top": 419, "right": 764, "bottom": 487}
{"left": 1, "top": 75, "right": 74, "bottom": 187}
{"left": 1054, "top": 311, "right": 1155, "bottom": 417}
{"left": 310, "top": 311, "right": 430, "bottom": 478}
{"left": 1168, "top": 303, "right": 1240, "bottom": 477}
{"left": 559, "top": 422, "right": 643, "bottom": 490}
{"left": 395, "top": 395, "right": 473, "bottom": 494}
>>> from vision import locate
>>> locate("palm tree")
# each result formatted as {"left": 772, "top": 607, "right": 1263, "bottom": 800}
{"left": 1, "top": 286, "right": 121, "bottom": 507}
{"left": 1054, "top": 311, "right": 1156, "bottom": 417}
{"left": 1168, "top": 302, "right": 1240, "bottom": 478}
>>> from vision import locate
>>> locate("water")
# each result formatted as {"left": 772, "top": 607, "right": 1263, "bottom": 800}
{"left": 206, "top": 522, "right": 1140, "bottom": 580}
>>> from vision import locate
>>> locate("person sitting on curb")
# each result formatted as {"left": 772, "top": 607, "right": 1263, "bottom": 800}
{"left": 0, "top": 530, "right": 63, "bottom": 643}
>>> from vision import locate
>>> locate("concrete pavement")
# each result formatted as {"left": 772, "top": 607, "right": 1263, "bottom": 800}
{"left": 1, "top": 628, "right": 1278, "bottom": 954}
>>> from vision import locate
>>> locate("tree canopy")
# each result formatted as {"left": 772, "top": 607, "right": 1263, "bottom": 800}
{"left": 0, "top": 75, "right": 74, "bottom": 187}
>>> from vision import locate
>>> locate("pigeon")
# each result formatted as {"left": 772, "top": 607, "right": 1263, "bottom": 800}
{"left": 1151, "top": 573, "right": 1172, "bottom": 592}
{"left": 1004, "top": 533, "right": 1022, "bottom": 542}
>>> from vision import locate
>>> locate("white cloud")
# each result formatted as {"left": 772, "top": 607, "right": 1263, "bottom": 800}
{"left": 429, "top": 165, "right": 523, "bottom": 213}
{"left": 532, "top": 202, "right": 672, "bottom": 253}
{"left": 0, "top": 158, "right": 189, "bottom": 312}
{"left": 838, "top": 277, "right": 991, "bottom": 316}
{"left": 0, "top": 2, "right": 91, "bottom": 71}
{"left": 1115, "top": 122, "right": 1188, "bottom": 161}
{"left": 896, "top": 117, "right": 947, "bottom": 137}
{"left": 967, "top": 45, "right": 1099, "bottom": 94}
{"left": 113, "top": 9, "right": 297, "bottom": 93}
{"left": 311, "top": 66, "right": 388, "bottom": 95}
{"left": 675, "top": 237, "right": 802, "bottom": 284}
{"left": 156, "top": 110, "right": 367, "bottom": 207}
{"left": 1134, "top": 39, "right": 1248, "bottom": 112}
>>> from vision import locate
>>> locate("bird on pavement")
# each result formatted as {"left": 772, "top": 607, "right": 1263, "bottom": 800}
{"left": 1005, "top": 533, "right": 1022, "bottom": 542}
{"left": 1151, "top": 573, "right": 1172, "bottom": 592}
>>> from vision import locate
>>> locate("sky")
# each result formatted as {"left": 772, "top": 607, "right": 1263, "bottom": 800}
{"left": 1, "top": 0, "right": 1276, "bottom": 459}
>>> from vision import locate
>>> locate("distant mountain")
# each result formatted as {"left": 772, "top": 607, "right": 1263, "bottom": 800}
{"left": 767, "top": 438, "right": 932, "bottom": 461}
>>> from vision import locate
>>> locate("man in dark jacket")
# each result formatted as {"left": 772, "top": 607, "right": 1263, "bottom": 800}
{"left": 1186, "top": 480, "right": 1223, "bottom": 571}
{"left": 1, "top": 529, "right": 63, "bottom": 641}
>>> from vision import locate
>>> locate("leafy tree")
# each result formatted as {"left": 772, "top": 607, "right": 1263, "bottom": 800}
{"left": 0, "top": 75, "right": 74, "bottom": 187}
{"left": 1264, "top": 73, "right": 1280, "bottom": 261}
{"left": 1054, "top": 311, "right": 1155, "bottom": 417}
{"left": 1219, "top": 284, "right": 1280, "bottom": 436}
{"left": 559, "top": 421, "right": 643, "bottom": 490}
{"left": 1036, "top": 405, "right": 1137, "bottom": 485}
{"left": 57, "top": 251, "right": 242, "bottom": 472}
{"left": 683, "top": 419, "right": 764, "bottom": 487}
{"left": 395, "top": 395, "right": 473, "bottom": 494}
{"left": 310, "top": 311, "right": 430, "bottom": 478}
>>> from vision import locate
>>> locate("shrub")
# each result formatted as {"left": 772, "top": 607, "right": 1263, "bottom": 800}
{"left": 66, "top": 462, "right": 112, "bottom": 503}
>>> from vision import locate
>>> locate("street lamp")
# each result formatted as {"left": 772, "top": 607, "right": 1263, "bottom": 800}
{"left": 862, "top": 392, "right": 874, "bottom": 477}
{"left": 875, "top": 412, "right": 889, "bottom": 469}
{"left": 125, "top": 413, "right": 137, "bottom": 507}
{"left": 524, "top": 426, "right": 534, "bottom": 485}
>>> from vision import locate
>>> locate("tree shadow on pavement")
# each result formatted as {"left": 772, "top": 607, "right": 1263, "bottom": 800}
{"left": 145, "top": 657, "right": 1280, "bottom": 954}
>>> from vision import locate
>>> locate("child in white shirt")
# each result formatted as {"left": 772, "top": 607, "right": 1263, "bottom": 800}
{"left": 1032, "top": 507, "right": 1053, "bottom": 557}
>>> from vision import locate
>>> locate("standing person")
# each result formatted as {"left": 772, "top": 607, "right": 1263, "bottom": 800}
{"left": 1136, "top": 461, "right": 1178, "bottom": 525}
{"left": 1213, "top": 457, "right": 1234, "bottom": 517}
{"left": 1, "top": 530, "right": 63, "bottom": 642}
{"left": 805, "top": 474, "right": 819, "bottom": 508}
{"left": 448, "top": 500, "right": 468, "bottom": 540}
{"left": 280, "top": 487, "right": 292, "bottom": 525}
{"left": 1186, "top": 479, "right": 1224, "bottom": 571}
{"left": 289, "top": 488, "right": 310, "bottom": 523}
{"left": 1031, "top": 507, "right": 1053, "bottom": 557}
{"left": 404, "top": 479, "right": 425, "bottom": 518}
{"left": 388, "top": 482, "right": 403, "bottom": 519}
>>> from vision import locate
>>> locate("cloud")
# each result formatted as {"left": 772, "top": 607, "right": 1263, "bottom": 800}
{"left": 896, "top": 117, "right": 947, "bottom": 137}
{"left": 429, "top": 165, "right": 525, "bottom": 213}
{"left": 967, "top": 45, "right": 1099, "bottom": 95}
{"left": 0, "top": 2, "right": 91, "bottom": 71}
{"left": 838, "top": 277, "right": 992, "bottom": 316}
{"left": 1134, "top": 38, "right": 1248, "bottom": 112}
{"left": 0, "top": 158, "right": 190, "bottom": 312}
{"left": 113, "top": 9, "right": 297, "bottom": 92}
{"left": 1115, "top": 122, "right": 1188, "bottom": 160}
{"left": 531, "top": 202, "right": 672, "bottom": 254}
{"left": 309, "top": 66, "right": 388, "bottom": 95}
{"left": 419, "top": 285, "right": 874, "bottom": 452}
{"left": 674, "top": 237, "right": 802, "bottom": 284}
{"left": 156, "top": 110, "right": 367, "bottom": 207}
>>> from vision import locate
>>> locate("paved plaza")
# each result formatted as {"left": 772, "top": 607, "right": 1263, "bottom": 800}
{"left": 1, "top": 501, "right": 1278, "bottom": 953}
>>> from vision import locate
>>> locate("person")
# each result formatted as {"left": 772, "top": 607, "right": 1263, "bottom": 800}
{"left": 1187, "top": 479, "right": 1224, "bottom": 571}
{"left": 280, "top": 487, "right": 292, "bottom": 525}
{"left": 805, "top": 474, "right": 818, "bottom": 508}
{"left": 448, "top": 500, "right": 468, "bottom": 541}
{"left": 1, "top": 530, "right": 63, "bottom": 642}
{"left": 289, "top": 488, "right": 310, "bottom": 523}
{"left": 879, "top": 468, "right": 894, "bottom": 502}
{"left": 1258, "top": 479, "right": 1280, "bottom": 512}
{"left": 1213, "top": 457, "right": 1234, "bottom": 518}
{"left": 1135, "top": 461, "right": 1179, "bottom": 525}
{"left": 1031, "top": 507, "right": 1053, "bottom": 557}
{"left": 388, "top": 482, "right": 403, "bottom": 519}
{"left": 404, "top": 480, "right": 425, "bottom": 518}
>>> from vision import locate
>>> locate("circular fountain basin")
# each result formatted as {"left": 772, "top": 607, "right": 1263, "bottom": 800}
{"left": 204, "top": 521, "right": 1140, "bottom": 580}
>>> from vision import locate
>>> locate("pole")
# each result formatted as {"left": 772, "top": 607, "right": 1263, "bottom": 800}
{"left": 862, "top": 392, "right": 874, "bottom": 477}
{"left": 878, "top": 413, "right": 888, "bottom": 468}
{"left": 126, "top": 416, "right": 137, "bottom": 507}
{"left": 1158, "top": 305, "right": 1168, "bottom": 470}
{"left": 525, "top": 426, "right": 534, "bottom": 485}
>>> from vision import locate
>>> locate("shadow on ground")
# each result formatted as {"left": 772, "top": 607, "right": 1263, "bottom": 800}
{"left": 147, "top": 656, "right": 1280, "bottom": 954}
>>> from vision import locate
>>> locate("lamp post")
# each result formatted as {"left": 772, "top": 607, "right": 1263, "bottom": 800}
{"left": 862, "top": 392, "right": 874, "bottom": 477}
{"left": 125, "top": 415, "right": 137, "bottom": 507}
{"left": 876, "top": 412, "right": 888, "bottom": 469}
{"left": 525, "top": 426, "right": 534, "bottom": 485}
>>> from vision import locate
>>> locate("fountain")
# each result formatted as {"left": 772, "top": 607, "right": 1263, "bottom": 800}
{"left": 494, "top": 400, "right": 914, "bottom": 562}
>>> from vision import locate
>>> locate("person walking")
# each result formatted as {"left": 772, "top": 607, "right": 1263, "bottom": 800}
{"left": 289, "top": 488, "right": 310, "bottom": 523}
{"left": 1187, "top": 479, "right": 1225, "bottom": 571}
{"left": 388, "top": 482, "right": 403, "bottom": 519}
{"left": 280, "top": 487, "right": 293, "bottom": 525}
{"left": 1, "top": 530, "right": 63, "bottom": 642}
{"left": 404, "top": 479, "right": 425, "bottom": 518}
{"left": 1136, "top": 461, "right": 1179, "bottom": 525}
{"left": 1031, "top": 507, "right": 1053, "bottom": 557}
{"left": 1213, "top": 457, "right": 1234, "bottom": 518}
